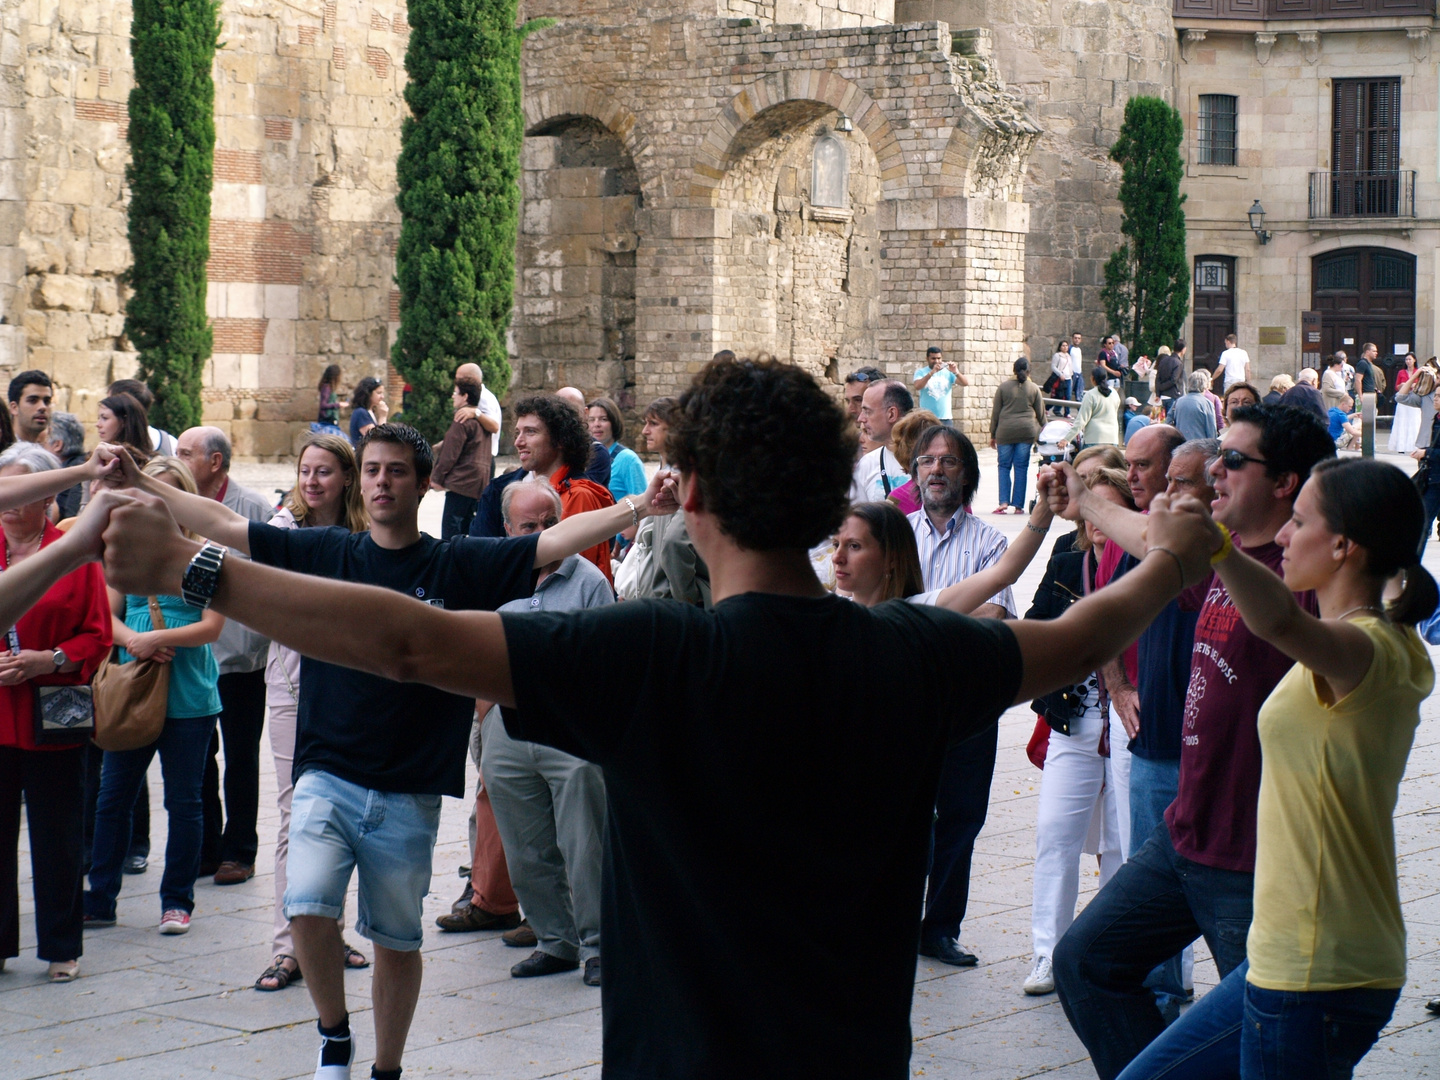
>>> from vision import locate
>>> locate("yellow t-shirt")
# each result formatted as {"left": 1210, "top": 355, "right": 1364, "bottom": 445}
{"left": 1247, "top": 616, "right": 1433, "bottom": 992}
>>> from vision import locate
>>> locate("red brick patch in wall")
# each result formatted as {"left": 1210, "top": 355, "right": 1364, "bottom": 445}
{"left": 365, "top": 47, "right": 390, "bottom": 79}
{"left": 215, "top": 148, "right": 262, "bottom": 185}
{"left": 332, "top": 45, "right": 347, "bottom": 69}
{"left": 212, "top": 317, "right": 269, "bottom": 353}
{"left": 393, "top": 12, "right": 409, "bottom": 33}
{"left": 323, "top": 0, "right": 337, "bottom": 30}
{"left": 97, "top": 67, "right": 111, "bottom": 86}
{"left": 371, "top": 11, "right": 389, "bottom": 31}
{"left": 208, "top": 220, "right": 313, "bottom": 285}
{"left": 75, "top": 100, "right": 123, "bottom": 124}
{"left": 298, "top": 25, "right": 319, "bottom": 45}
{"left": 389, "top": 289, "right": 400, "bottom": 321}
{"left": 264, "top": 118, "right": 294, "bottom": 141}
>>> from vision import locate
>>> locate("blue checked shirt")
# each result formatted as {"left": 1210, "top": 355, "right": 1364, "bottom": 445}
{"left": 906, "top": 507, "right": 1015, "bottom": 616}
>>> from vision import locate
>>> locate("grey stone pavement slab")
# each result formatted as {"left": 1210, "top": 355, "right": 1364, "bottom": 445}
{"left": 4, "top": 454, "right": 1439, "bottom": 1077}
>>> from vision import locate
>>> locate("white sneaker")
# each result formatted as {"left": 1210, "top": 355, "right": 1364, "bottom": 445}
{"left": 1023, "top": 954, "right": 1055, "bottom": 996}
{"left": 314, "top": 1029, "right": 354, "bottom": 1080}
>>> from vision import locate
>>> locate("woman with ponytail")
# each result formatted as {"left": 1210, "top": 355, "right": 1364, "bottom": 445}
{"left": 1118, "top": 457, "right": 1436, "bottom": 1080}
{"left": 1066, "top": 365, "right": 1121, "bottom": 451}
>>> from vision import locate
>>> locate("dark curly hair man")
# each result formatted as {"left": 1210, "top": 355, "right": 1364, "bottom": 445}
{"left": 104, "top": 355, "right": 1222, "bottom": 1080}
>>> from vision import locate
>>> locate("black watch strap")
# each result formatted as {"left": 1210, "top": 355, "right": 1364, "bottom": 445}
{"left": 181, "top": 542, "right": 228, "bottom": 610}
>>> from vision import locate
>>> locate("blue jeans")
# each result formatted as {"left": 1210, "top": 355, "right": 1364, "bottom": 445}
{"left": 1420, "top": 484, "right": 1440, "bottom": 559}
{"left": 997, "top": 443, "right": 1031, "bottom": 508}
{"left": 1129, "top": 756, "right": 1188, "bottom": 1012}
{"left": 1072, "top": 374, "right": 1084, "bottom": 402}
{"left": 1053, "top": 821, "right": 1254, "bottom": 1080}
{"left": 922, "top": 722, "right": 998, "bottom": 943}
{"left": 86, "top": 715, "right": 217, "bottom": 918}
{"left": 1116, "top": 960, "right": 1398, "bottom": 1080}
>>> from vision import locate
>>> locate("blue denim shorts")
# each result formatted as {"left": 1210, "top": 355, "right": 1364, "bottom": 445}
{"left": 284, "top": 769, "right": 442, "bottom": 951}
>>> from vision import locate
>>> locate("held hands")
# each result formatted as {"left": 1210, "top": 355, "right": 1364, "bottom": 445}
{"left": 1141, "top": 493, "right": 1222, "bottom": 587}
{"left": 80, "top": 446, "right": 123, "bottom": 482}
{"left": 0, "top": 650, "right": 59, "bottom": 685}
{"left": 1037, "top": 462, "right": 1086, "bottom": 522}
{"left": 101, "top": 490, "right": 201, "bottom": 598}
{"left": 94, "top": 443, "right": 146, "bottom": 490}
{"left": 640, "top": 467, "right": 680, "bottom": 518}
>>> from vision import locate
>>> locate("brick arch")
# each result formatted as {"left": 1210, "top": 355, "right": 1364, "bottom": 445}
{"left": 522, "top": 85, "right": 649, "bottom": 169}
{"left": 689, "top": 71, "right": 907, "bottom": 205}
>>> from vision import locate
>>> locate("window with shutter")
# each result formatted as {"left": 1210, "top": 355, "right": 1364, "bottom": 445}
{"left": 1331, "top": 78, "right": 1402, "bottom": 215}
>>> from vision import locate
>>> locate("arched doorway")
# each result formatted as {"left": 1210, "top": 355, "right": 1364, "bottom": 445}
{"left": 1311, "top": 247, "right": 1415, "bottom": 411}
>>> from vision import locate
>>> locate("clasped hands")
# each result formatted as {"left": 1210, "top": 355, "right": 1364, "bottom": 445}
{"left": 1033, "top": 463, "right": 1223, "bottom": 587}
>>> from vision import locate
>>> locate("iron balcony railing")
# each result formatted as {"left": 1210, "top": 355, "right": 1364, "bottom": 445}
{"left": 1309, "top": 170, "right": 1416, "bottom": 219}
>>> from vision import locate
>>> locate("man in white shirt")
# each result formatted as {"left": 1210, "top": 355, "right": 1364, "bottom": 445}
{"left": 456, "top": 362, "right": 502, "bottom": 478}
{"left": 1069, "top": 333, "right": 1085, "bottom": 402}
{"left": 851, "top": 379, "right": 912, "bottom": 502}
{"left": 1216, "top": 334, "right": 1251, "bottom": 392}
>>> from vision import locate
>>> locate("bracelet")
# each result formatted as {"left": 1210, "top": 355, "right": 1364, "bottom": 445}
{"left": 622, "top": 496, "right": 639, "bottom": 529}
{"left": 1210, "top": 522, "right": 1234, "bottom": 565}
{"left": 1026, "top": 521, "right": 1048, "bottom": 536}
{"left": 1146, "top": 546, "right": 1187, "bottom": 590}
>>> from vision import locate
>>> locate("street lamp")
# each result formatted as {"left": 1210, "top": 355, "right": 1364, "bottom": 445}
{"left": 1247, "top": 199, "right": 1271, "bottom": 245}
{"left": 835, "top": 114, "right": 853, "bottom": 133}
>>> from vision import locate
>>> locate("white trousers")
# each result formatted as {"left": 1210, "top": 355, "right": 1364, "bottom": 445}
{"left": 1032, "top": 709, "right": 1124, "bottom": 959}
{"left": 1108, "top": 704, "right": 1133, "bottom": 857}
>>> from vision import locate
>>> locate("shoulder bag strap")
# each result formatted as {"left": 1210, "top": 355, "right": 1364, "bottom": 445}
{"left": 148, "top": 596, "right": 168, "bottom": 632}
{"left": 879, "top": 449, "right": 892, "bottom": 496}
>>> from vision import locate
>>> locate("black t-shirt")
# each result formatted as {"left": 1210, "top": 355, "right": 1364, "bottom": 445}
{"left": 501, "top": 593, "right": 1021, "bottom": 1080}
{"left": 1354, "top": 356, "right": 1376, "bottom": 394}
{"left": 249, "top": 522, "right": 539, "bottom": 795}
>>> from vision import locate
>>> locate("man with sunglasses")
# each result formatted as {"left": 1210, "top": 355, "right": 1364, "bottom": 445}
{"left": 843, "top": 366, "right": 885, "bottom": 454}
{"left": 1043, "top": 404, "right": 1335, "bottom": 1079}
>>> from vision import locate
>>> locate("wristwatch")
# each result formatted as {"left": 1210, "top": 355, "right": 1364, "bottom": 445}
{"left": 181, "top": 542, "right": 228, "bottom": 610}
{"left": 51, "top": 648, "right": 66, "bottom": 670}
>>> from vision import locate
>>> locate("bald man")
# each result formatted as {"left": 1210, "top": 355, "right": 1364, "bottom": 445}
{"left": 174, "top": 426, "right": 276, "bottom": 884}
{"left": 454, "top": 363, "right": 503, "bottom": 467}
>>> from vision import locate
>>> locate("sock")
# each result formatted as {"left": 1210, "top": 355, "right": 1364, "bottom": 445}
{"left": 371, "top": 1069, "right": 401, "bottom": 1080}
{"left": 318, "top": 1017, "right": 352, "bottom": 1067}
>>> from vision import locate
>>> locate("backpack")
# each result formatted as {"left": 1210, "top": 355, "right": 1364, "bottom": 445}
{"left": 1372, "top": 362, "right": 1387, "bottom": 394}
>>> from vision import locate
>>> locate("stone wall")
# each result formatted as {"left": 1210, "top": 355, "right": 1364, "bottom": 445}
{"left": 517, "top": 16, "right": 1038, "bottom": 437}
{"left": 897, "top": 0, "right": 1178, "bottom": 368}
{"left": 519, "top": 1, "right": 896, "bottom": 28}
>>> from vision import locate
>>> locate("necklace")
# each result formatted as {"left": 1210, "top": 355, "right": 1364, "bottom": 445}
{"left": 4, "top": 533, "right": 40, "bottom": 566}
{"left": 1333, "top": 603, "right": 1386, "bottom": 621}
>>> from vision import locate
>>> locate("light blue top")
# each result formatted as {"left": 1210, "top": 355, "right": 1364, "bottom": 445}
{"left": 1124, "top": 414, "right": 1150, "bottom": 444}
{"left": 119, "top": 594, "right": 221, "bottom": 719}
{"left": 913, "top": 365, "right": 956, "bottom": 420}
{"left": 606, "top": 444, "right": 648, "bottom": 503}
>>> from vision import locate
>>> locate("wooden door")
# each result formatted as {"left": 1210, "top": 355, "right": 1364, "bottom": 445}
{"left": 1192, "top": 256, "right": 1236, "bottom": 372}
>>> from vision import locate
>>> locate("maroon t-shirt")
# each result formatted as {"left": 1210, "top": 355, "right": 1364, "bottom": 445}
{"left": 1164, "top": 541, "right": 1317, "bottom": 873}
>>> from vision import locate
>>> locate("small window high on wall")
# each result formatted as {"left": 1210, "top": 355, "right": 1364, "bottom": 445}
{"left": 1198, "top": 94, "right": 1237, "bottom": 166}
{"left": 812, "top": 134, "right": 848, "bottom": 208}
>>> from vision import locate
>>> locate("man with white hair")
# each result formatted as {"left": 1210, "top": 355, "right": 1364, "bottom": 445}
{"left": 175, "top": 426, "right": 274, "bottom": 885}
{"left": 1280, "top": 368, "right": 1327, "bottom": 421}
{"left": 481, "top": 480, "right": 611, "bottom": 987}
{"left": 1172, "top": 372, "right": 1217, "bottom": 441}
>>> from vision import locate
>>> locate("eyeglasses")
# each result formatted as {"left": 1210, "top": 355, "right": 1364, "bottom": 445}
{"left": 1216, "top": 448, "right": 1267, "bottom": 471}
{"left": 915, "top": 454, "right": 962, "bottom": 470}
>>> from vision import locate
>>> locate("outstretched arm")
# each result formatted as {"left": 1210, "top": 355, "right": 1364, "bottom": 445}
{"left": 0, "top": 447, "right": 112, "bottom": 511}
{"left": 931, "top": 498, "right": 1054, "bottom": 615}
{"left": 1042, "top": 463, "right": 1147, "bottom": 559}
{"left": 98, "top": 446, "right": 252, "bottom": 553}
{"left": 1007, "top": 493, "right": 1216, "bottom": 705}
{"left": 101, "top": 491, "right": 516, "bottom": 705}
{"left": 533, "top": 467, "right": 677, "bottom": 568}
{"left": 1211, "top": 536, "right": 1373, "bottom": 701}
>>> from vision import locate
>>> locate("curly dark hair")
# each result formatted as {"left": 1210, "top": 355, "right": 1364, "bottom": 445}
{"left": 513, "top": 393, "right": 592, "bottom": 476}
{"left": 351, "top": 376, "right": 382, "bottom": 410}
{"left": 359, "top": 422, "right": 434, "bottom": 482}
{"left": 1227, "top": 403, "right": 1335, "bottom": 490}
{"left": 668, "top": 357, "right": 857, "bottom": 551}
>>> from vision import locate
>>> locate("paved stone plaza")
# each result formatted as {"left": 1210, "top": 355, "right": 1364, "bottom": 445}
{"left": 3, "top": 453, "right": 1439, "bottom": 1079}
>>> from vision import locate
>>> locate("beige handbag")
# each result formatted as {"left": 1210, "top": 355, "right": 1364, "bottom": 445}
{"left": 92, "top": 597, "right": 171, "bottom": 752}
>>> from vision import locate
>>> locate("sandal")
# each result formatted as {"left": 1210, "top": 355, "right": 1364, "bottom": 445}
{"left": 47, "top": 960, "right": 80, "bottom": 983}
{"left": 255, "top": 955, "right": 302, "bottom": 991}
{"left": 343, "top": 943, "right": 370, "bottom": 970}
{"left": 991, "top": 505, "right": 1010, "bottom": 515}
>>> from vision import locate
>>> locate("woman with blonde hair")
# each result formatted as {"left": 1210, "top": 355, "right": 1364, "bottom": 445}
{"left": 1262, "top": 373, "right": 1294, "bottom": 406}
{"left": 1393, "top": 367, "right": 1436, "bottom": 454}
{"left": 255, "top": 434, "right": 369, "bottom": 991}
{"left": 882, "top": 409, "right": 939, "bottom": 515}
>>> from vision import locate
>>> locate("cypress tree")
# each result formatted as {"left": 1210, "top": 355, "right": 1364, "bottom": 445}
{"left": 123, "top": 0, "right": 219, "bottom": 434}
{"left": 394, "top": 0, "right": 543, "bottom": 440}
{"left": 1101, "top": 96, "right": 1190, "bottom": 359}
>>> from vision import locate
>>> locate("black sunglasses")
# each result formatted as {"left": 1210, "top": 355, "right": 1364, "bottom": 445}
{"left": 1217, "top": 448, "right": 1267, "bottom": 471}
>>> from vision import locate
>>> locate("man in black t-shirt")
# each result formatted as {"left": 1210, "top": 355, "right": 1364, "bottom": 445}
{"left": 101, "top": 424, "right": 669, "bottom": 1080}
{"left": 98, "top": 363, "right": 1219, "bottom": 1080}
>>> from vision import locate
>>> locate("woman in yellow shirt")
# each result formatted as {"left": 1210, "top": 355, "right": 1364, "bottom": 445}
{"left": 1117, "top": 457, "right": 1436, "bottom": 1079}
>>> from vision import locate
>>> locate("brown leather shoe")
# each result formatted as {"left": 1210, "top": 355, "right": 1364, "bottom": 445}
{"left": 435, "top": 903, "right": 521, "bottom": 933}
{"left": 213, "top": 861, "right": 255, "bottom": 886}
{"left": 501, "top": 919, "right": 536, "bottom": 948}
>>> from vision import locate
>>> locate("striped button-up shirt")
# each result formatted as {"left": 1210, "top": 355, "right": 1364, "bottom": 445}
{"left": 906, "top": 506, "right": 1015, "bottom": 616}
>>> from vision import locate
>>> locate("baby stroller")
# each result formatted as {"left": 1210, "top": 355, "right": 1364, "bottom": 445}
{"left": 1037, "top": 418, "right": 1076, "bottom": 468}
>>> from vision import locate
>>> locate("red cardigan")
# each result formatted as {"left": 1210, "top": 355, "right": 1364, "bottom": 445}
{"left": 0, "top": 521, "right": 112, "bottom": 751}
